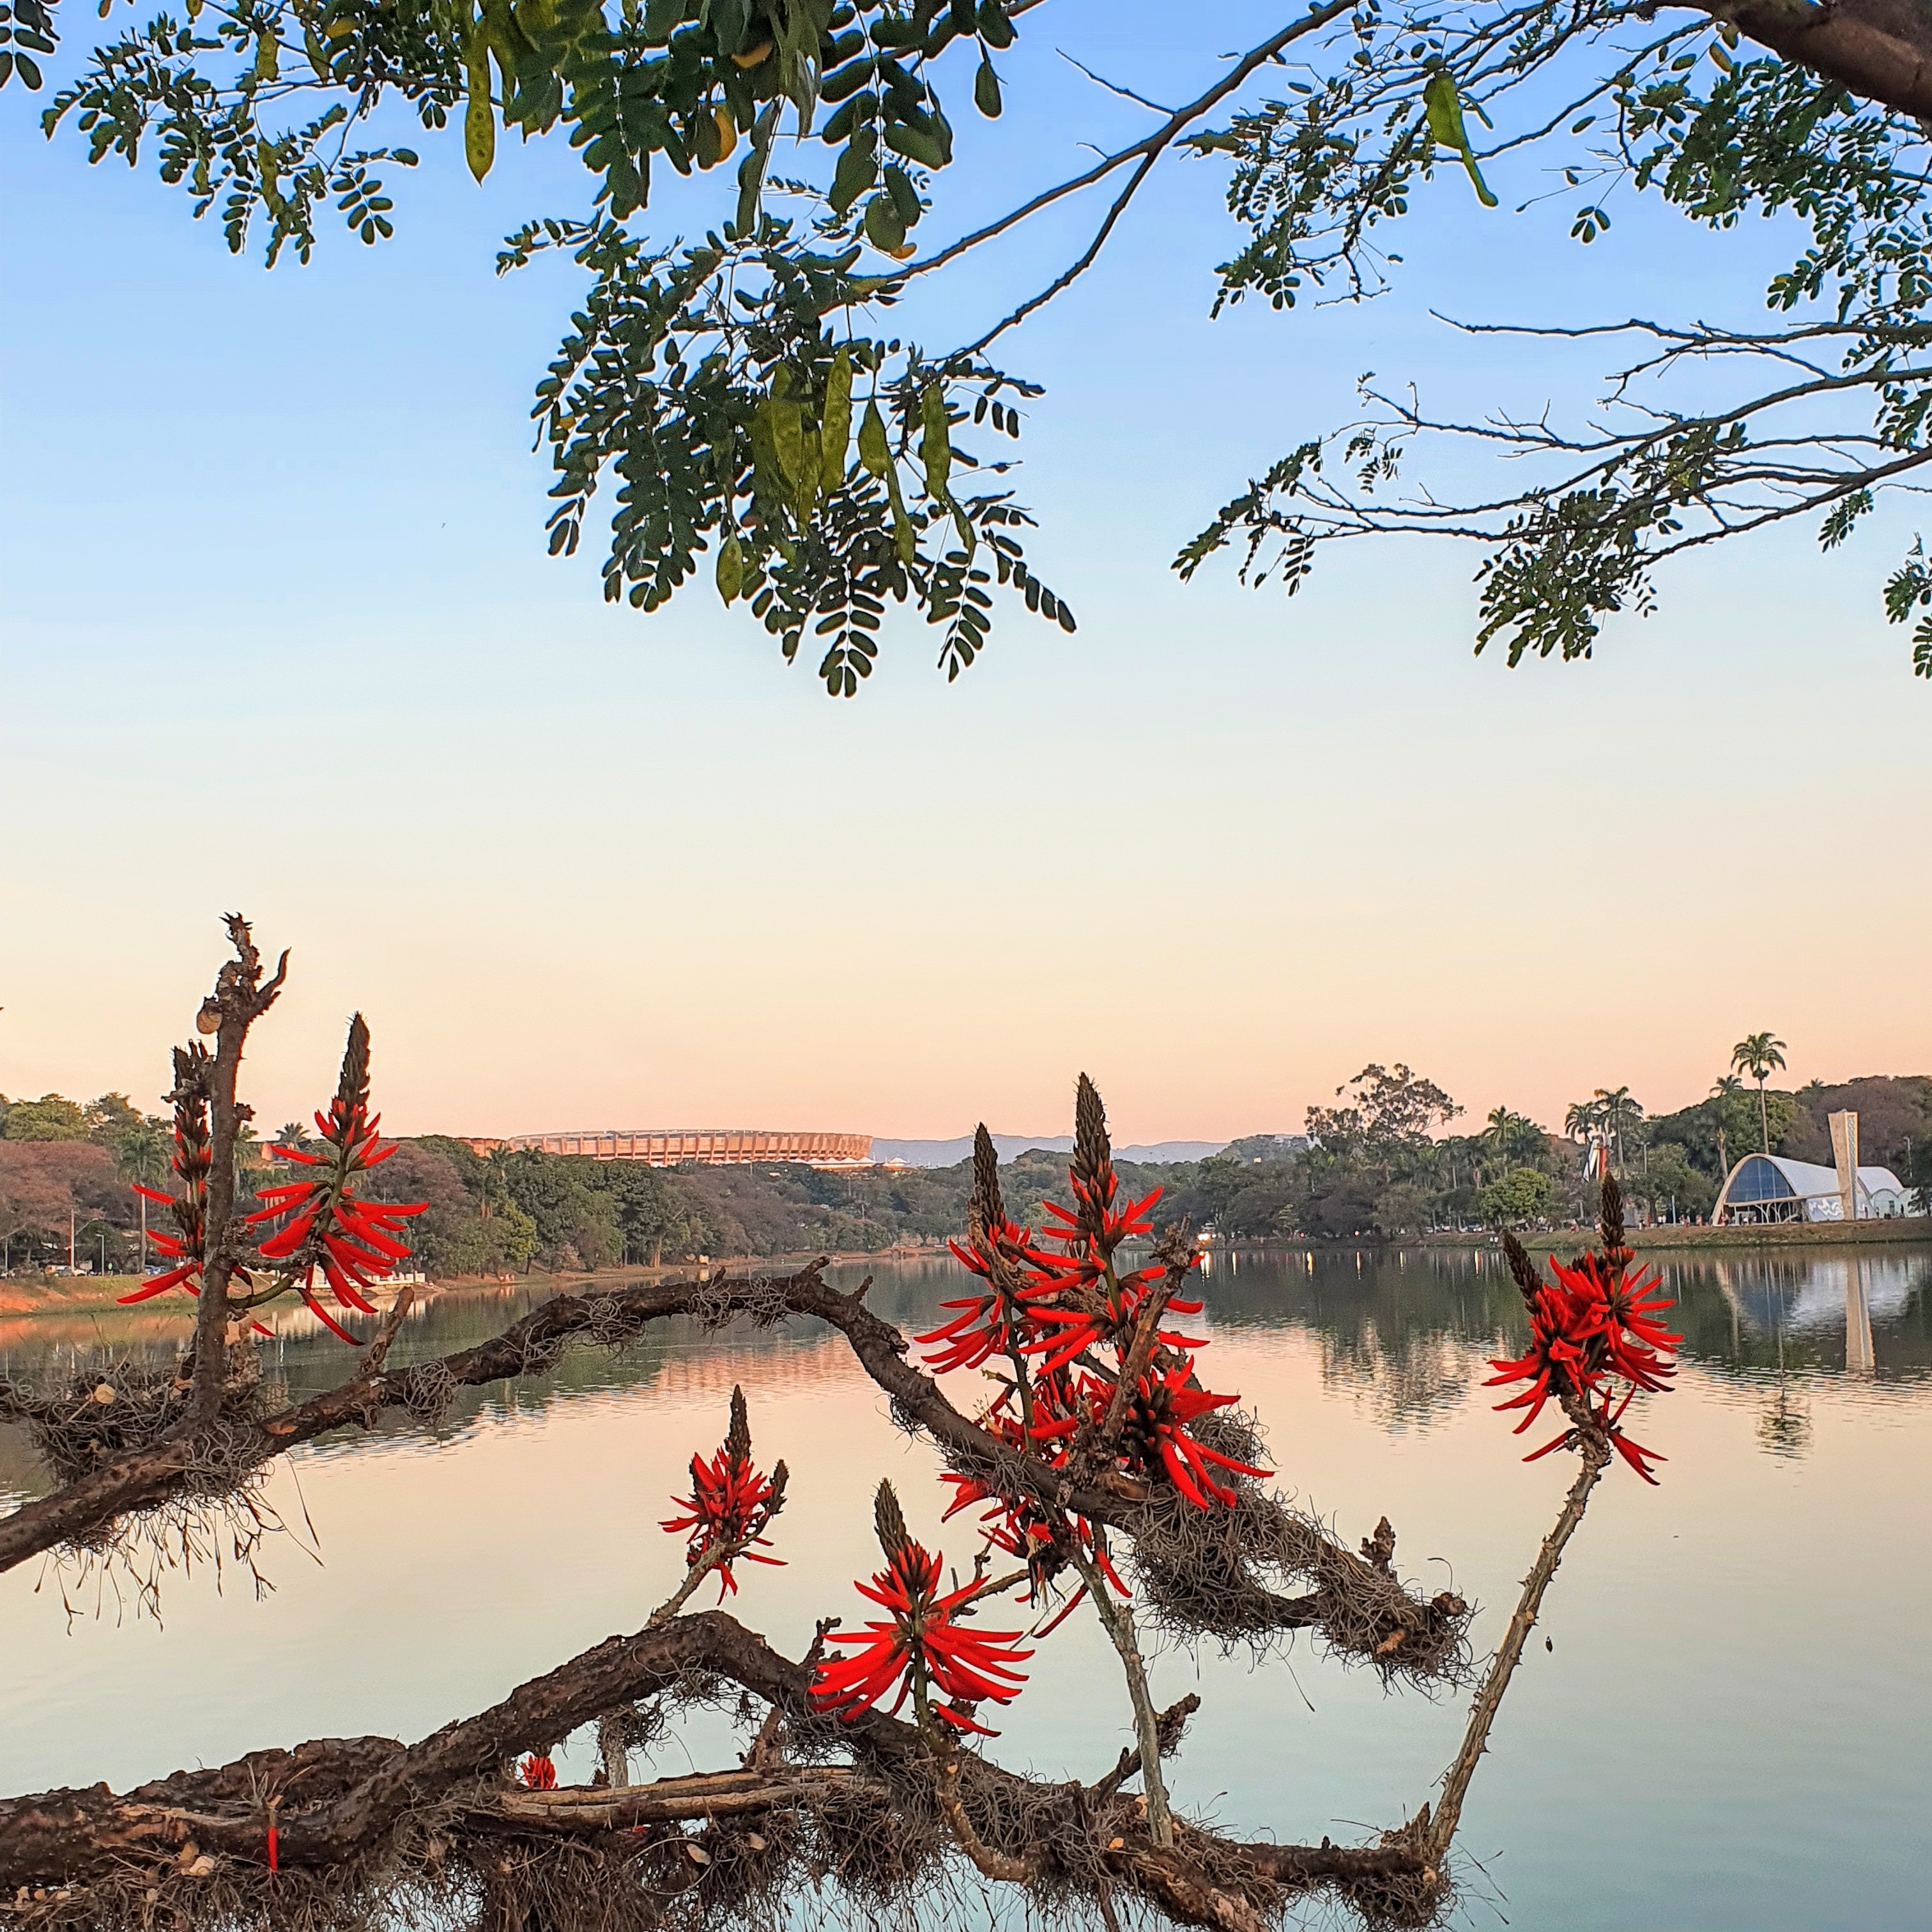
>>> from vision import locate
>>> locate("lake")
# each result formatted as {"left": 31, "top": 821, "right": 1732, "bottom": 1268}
{"left": 4, "top": 1242, "right": 1929, "bottom": 1930}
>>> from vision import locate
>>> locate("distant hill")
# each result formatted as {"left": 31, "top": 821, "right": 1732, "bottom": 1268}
{"left": 871, "top": 1133, "right": 1235, "bottom": 1169}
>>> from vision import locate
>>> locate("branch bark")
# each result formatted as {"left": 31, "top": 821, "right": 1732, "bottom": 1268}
{"left": 1692, "top": 0, "right": 1932, "bottom": 122}
{"left": 0, "top": 1609, "right": 1431, "bottom": 1929}
{"left": 1427, "top": 1435, "right": 1611, "bottom": 1858}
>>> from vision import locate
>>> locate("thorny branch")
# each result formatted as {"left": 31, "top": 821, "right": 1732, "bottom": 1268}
{"left": 0, "top": 1609, "right": 1435, "bottom": 1929}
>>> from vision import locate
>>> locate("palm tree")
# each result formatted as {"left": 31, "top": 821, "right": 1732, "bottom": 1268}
{"left": 1483, "top": 1107, "right": 1544, "bottom": 1169}
{"left": 1730, "top": 1032, "right": 1788, "bottom": 1153}
{"left": 113, "top": 1120, "right": 169, "bottom": 1273}
{"left": 1593, "top": 1087, "right": 1643, "bottom": 1177}
{"left": 1708, "top": 1074, "right": 1745, "bottom": 1180}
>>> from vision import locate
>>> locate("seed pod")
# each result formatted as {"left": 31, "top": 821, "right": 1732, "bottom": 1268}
{"left": 715, "top": 531, "right": 744, "bottom": 604}
{"left": 857, "top": 397, "right": 889, "bottom": 478}
{"left": 919, "top": 382, "right": 951, "bottom": 503}
{"left": 820, "top": 347, "right": 853, "bottom": 491}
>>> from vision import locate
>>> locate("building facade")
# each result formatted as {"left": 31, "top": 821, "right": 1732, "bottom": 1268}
{"left": 1711, "top": 1153, "right": 1910, "bottom": 1225}
{"left": 459, "top": 1129, "right": 873, "bottom": 1169}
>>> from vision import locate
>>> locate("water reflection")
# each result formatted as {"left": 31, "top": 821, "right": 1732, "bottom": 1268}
{"left": 3, "top": 1245, "right": 1926, "bottom": 1506}
{"left": 3, "top": 1243, "right": 1929, "bottom": 1932}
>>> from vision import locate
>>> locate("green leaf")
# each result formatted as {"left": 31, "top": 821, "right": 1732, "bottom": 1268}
{"left": 821, "top": 346, "right": 853, "bottom": 491}
{"left": 252, "top": 28, "right": 279, "bottom": 83}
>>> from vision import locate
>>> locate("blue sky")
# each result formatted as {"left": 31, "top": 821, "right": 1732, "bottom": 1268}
{"left": 3, "top": 1, "right": 1926, "bottom": 1143}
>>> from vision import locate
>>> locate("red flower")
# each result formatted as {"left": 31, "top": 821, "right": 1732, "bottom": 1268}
{"left": 1018, "top": 1258, "right": 1203, "bottom": 1379}
{"left": 242, "top": 1016, "right": 425, "bottom": 1343}
{"left": 659, "top": 1386, "right": 786, "bottom": 1598}
{"left": 813, "top": 1488, "right": 1033, "bottom": 1736}
{"left": 1548, "top": 1251, "right": 1680, "bottom": 1392}
{"left": 1486, "top": 1229, "right": 1680, "bottom": 1482}
{"left": 812, "top": 1537, "right": 1034, "bottom": 1736}
{"left": 919, "top": 1215, "right": 1056, "bottom": 1375}
{"left": 1029, "top": 1363, "right": 1271, "bottom": 1509}
{"left": 116, "top": 1074, "right": 275, "bottom": 1333}
{"left": 1036, "top": 1176, "right": 1163, "bottom": 1260}
{"left": 518, "top": 1754, "right": 557, "bottom": 1790}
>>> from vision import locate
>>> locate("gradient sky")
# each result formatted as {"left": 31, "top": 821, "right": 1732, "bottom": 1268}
{"left": 3, "top": 2, "right": 1927, "bottom": 1145}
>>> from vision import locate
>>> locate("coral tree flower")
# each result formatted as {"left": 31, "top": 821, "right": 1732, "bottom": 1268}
{"left": 813, "top": 1484, "right": 1033, "bottom": 1737}
{"left": 659, "top": 1386, "right": 786, "bottom": 1598}
{"left": 917, "top": 1094, "right": 1260, "bottom": 1526}
{"left": 243, "top": 1014, "right": 425, "bottom": 1342}
{"left": 1485, "top": 1184, "right": 1681, "bottom": 1482}
{"left": 118, "top": 1061, "right": 218, "bottom": 1305}
{"left": 118, "top": 1052, "right": 277, "bottom": 1335}
{"left": 518, "top": 1754, "right": 558, "bottom": 1790}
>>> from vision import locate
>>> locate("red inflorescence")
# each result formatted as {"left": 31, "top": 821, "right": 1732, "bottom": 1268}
{"left": 811, "top": 1540, "right": 1034, "bottom": 1737}
{"left": 245, "top": 1091, "right": 425, "bottom": 1343}
{"left": 117, "top": 1089, "right": 275, "bottom": 1335}
{"left": 518, "top": 1754, "right": 558, "bottom": 1790}
{"left": 660, "top": 1397, "right": 786, "bottom": 1600}
{"left": 915, "top": 1142, "right": 1261, "bottom": 1520}
{"left": 1485, "top": 1245, "right": 1682, "bottom": 1482}
{"left": 119, "top": 1157, "right": 210, "bottom": 1305}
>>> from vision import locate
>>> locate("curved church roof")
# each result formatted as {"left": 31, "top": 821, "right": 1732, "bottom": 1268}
{"left": 1735, "top": 1153, "right": 1903, "bottom": 1194}
{"left": 1715, "top": 1152, "right": 1907, "bottom": 1220}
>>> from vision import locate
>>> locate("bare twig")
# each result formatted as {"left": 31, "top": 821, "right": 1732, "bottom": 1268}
{"left": 1429, "top": 1434, "right": 1609, "bottom": 1859}
{"left": 1066, "top": 1531, "right": 1176, "bottom": 1848}
{"left": 891, "top": 0, "right": 1354, "bottom": 352}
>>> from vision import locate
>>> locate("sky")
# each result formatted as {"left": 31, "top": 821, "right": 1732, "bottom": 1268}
{"left": 2, "top": 1, "right": 1927, "bottom": 1147}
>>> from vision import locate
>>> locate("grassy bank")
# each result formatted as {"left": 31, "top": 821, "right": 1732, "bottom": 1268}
{"left": 1272, "top": 1218, "right": 1932, "bottom": 1257}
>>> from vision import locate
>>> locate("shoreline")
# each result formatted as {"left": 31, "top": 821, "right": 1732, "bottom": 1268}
{"left": 3, "top": 1218, "right": 1926, "bottom": 1327}
{"left": 0, "top": 1246, "right": 933, "bottom": 1329}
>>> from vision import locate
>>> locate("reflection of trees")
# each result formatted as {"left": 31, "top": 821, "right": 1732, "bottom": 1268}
{"left": 5, "top": 1247, "right": 1926, "bottom": 1489}
{"left": 1317, "top": 1321, "right": 1498, "bottom": 1429}
{"left": 1756, "top": 1384, "right": 1812, "bottom": 1459}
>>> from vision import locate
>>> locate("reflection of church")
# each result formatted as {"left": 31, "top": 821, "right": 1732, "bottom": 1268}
{"left": 1713, "top": 1109, "right": 1911, "bottom": 1224}
{"left": 1711, "top": 1250, "right": 1928, "bottom": 1377}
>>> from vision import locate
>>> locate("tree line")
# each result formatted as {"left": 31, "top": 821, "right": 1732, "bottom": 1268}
{"left": 6, "top": 1059, "right": 1926, "bottom": 1276}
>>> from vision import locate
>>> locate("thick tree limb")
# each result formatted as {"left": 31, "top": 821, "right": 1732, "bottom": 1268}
{"left": 1692, "top": 0, "right": 1932, "bottom": 122}
{"left": 0, "top": 1267, "right": 825, "bottom": 1572}
{"left": 0, "top": 1610, "right": 1432, "bottom": 1929}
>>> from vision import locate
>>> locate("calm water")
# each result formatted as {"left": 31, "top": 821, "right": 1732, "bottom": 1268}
{"left": 4, "top": 1244, "right": 1929, "bottom": 1931}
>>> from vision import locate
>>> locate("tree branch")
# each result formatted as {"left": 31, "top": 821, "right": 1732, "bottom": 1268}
{"left": 0, "top": 1609, "right": 1433, "bottom": 1928}
{"left": 2, "top": 1264, "right": 1463, "bottom": 1683}
{"left": 1687, "top": 0, "right": 1932, "bottom": 122}
{"left": 899, "top": 0, "right": 1354, "bottom": 354}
